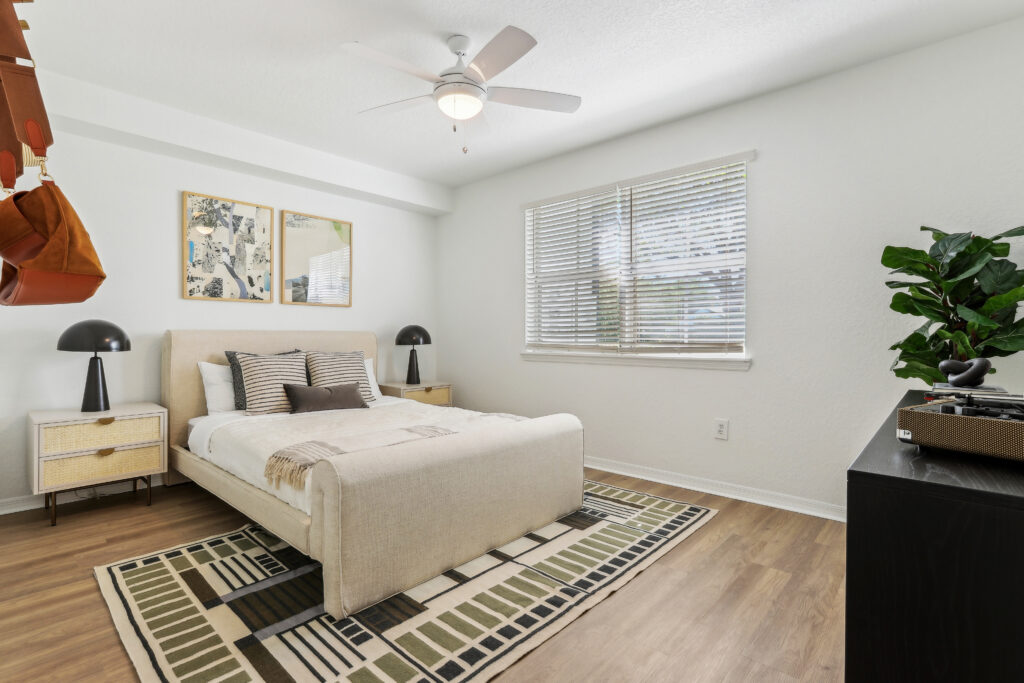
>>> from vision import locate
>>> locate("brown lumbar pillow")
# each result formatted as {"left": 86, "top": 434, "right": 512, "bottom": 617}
{"left": 284, "top": 382, "right": 368, "bottom": 413}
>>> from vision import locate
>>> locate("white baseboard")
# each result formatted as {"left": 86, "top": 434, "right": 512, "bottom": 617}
{"left": 0, "top": 474, "right": 166, "bottom": 516}
{"left": 585, "top": 456, "right": 846, "bottom": 522}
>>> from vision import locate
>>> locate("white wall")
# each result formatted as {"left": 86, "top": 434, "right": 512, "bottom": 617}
{"left": 435, "top": 18, "right": 1024, "bottom": 518}
{"left": 0, "top": 131, "right": 438, "bottom": 504}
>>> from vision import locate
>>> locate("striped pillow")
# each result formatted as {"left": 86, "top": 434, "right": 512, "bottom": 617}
{"left": 236, "top": 352, "right": 309, "bottom": 415}
{"left": 306, "top": 351, "right": 374, "bottom": 403}
{"left": 225, "top": 349, "right": 301, "bottom": 410}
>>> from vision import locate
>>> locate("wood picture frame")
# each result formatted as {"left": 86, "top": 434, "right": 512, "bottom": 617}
{"left": 182, "top": 191, "right": 273, "bottom": 303}
{"left": 280, "top": 210, "right": 353, "bottom": 307}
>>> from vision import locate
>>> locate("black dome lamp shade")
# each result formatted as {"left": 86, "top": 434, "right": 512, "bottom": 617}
{"left": 57, "top": 319, "right": 132, "bottom": 412}
{"left": 395, "top": 325, "right": 431, "bottom": 385}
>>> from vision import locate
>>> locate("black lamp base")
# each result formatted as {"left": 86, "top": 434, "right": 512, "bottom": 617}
{"left": 406, "top": 347, "right": 421, "bottom": 385}
{"left": 82, "top": 355, "right": 109, "bottom": 412}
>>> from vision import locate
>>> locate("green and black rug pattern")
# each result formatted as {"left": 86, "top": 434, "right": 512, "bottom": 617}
{"left": 97, "top": 480, "right": 715, "bottom": 682}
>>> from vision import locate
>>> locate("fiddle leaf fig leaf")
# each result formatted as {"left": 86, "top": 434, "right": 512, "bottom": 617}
{"left": 890, "top": 292, "right": 946, "bottom": 322}
{"left": 908, "top": 285, "right": 941, "bottom": 302}
{"left": 892, "top": 361, "right": 946, "bottom": 384}
{"left": 979, "top": 286, "right": 1024, "bottom": 316}
{"left": 977, "top": 259, "right": 1024, "bottom": 295}
{"left": 942, "top": 252, "right": 993, "bottom": 292}
{"left": 968, "top": 237, "right": 1011, "bottom": 258}
{"left": 993, "top": 225, "right": 1024, "bottom": 239}
{"left": 882, "top": 246, "right": 936, "bottom": 270}
{"left": 955, "top": 305, "right": 999, "bottom": 330}
{"left": 890, "top": 325, "right": 933, "bottom": 352}
{"left": 889, "top": 292, "right": 919, "bottom": 315}
{"left": 886, "top": 280, "right": 922, "bottom": 289}
{"left": 928, "top": 233, "right": 974, "bottom": 273}
{"left": 888, "top": 263, "right": 941, "bottom": 283}
{"left": 979, "top": 333, "right": 1024, "bottom": 353}
{"left": 949, "top": 330, "right": 977, "bottom": 358}
{"left": 920, "top": 226, "right": 948, "bottom": 241}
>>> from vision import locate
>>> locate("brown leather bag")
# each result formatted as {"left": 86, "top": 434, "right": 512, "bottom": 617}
{"left": 0, "top": 182, "right": 105, "bottom": 304}
{"left": 0, "top": 0, "right": 105, "bottom": 305}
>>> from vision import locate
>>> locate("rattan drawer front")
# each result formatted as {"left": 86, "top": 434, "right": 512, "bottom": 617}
{"left": 40, "top": 415, "right": 162, "bottom": 455}
{"left": 404, "top": 386, "right": 451, "bottom": 406}
{"left": 41, "top": 444, "right": 162, "bottom": 490}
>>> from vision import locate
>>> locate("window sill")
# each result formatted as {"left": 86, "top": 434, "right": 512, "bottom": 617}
{"left": 520, "top": 349, "right": 752, "bottom": 371}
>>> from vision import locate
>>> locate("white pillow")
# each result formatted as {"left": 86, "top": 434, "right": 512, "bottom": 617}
{"left": 364, "top": 357, "right": 384, "bottom": 401}
{"left": 198, "top": 362, "right": 236, "bottom": 414}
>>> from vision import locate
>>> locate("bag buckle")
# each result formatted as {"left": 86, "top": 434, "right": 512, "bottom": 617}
{"left": 37, "top": 156, "right": 52, "bottom": 182}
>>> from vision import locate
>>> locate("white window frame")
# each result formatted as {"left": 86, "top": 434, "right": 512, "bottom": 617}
{"left": 522, "top": 150, "right": 754, "bottom": 371}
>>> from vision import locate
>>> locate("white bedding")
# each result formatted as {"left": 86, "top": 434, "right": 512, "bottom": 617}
{"left": 187, "top": 397, "right": 522, "bottom": 513}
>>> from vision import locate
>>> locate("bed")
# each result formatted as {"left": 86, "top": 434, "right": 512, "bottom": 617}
{"left": 160, "top": 329, "right": 584, "bottom": 618}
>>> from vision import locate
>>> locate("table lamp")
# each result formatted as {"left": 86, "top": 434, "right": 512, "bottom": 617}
{"left": 57, "top": 319, "right": 131, "bottom": 412}
{"left": 395, "top": 324, "right": 431, "bottom": 385}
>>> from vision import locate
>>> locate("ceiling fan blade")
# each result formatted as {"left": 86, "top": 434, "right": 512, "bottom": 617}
{"left": 342, "top": 42, "right": 439, "bottom": 83}
{"left": 358, "top": 94, "right": 433, "bottom": 115}
{"left": 487, "top": 87, "right": 581, "bottom": 113}
{"left": 466, "top": 26, "right": 537, "bottom": 82}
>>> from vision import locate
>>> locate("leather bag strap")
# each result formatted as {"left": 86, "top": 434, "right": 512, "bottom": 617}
{"left": 0, "top": 0, "right": 30, "bottom": 61}
{"left": 0, "top": 0, "right": 29, "bottom": 190}
{"left": 0, "top": 61, "right": 51, "bottom": 157}
{"left": 0, "top": 82, "right": 22, "bottom": 191}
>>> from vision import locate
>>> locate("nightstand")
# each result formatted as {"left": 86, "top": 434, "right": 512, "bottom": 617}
{"left": 379, "top": 382, "right": 453, "bottom": 407}
{"left": 28, "top": 402, "right": 167, "bottom": 525}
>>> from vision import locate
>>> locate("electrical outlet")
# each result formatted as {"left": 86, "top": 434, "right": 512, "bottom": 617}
{"left": 714, "top": 418, "right": 729, "bottom": 440}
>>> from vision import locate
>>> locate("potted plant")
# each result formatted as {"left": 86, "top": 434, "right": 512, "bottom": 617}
{"left": 883, "top": 226, "right": 1024, "bottom": 384}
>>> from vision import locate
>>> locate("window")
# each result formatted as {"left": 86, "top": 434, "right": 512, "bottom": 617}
{"left": 524, "top": 152, "right": 750, "bottom": 364}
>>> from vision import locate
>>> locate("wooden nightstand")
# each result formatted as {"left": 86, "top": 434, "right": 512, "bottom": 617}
{"left": 379, "top": 382, "right": 453, "bottom": 407}
{"left": 28, "top": 402, "right": 167, "bottom": 525}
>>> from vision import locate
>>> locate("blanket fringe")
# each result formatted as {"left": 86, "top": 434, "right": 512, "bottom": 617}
{"left": 265, "top": 455, "right": 311, "bottom": 490}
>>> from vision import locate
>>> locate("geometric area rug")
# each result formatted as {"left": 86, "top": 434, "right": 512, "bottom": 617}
{"left": 96, "top": 480, "right": 716, "bottom": 683}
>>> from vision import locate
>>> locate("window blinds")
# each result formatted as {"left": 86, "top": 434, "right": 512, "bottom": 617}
{"left": 525, "top": 159, "right": 747, "bottom": 355}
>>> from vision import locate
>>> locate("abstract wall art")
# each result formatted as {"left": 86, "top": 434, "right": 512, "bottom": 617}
{"left": 281, "top": 210, "right": 352, "bottom": 306}
{"left": 182, "top": 191, "right": 273, "bottom": 302}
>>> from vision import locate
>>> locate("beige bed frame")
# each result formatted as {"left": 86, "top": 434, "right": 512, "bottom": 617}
{"left": 161, "top": 330, "right": 377, "bottom": 551}
{"left": 160, "top": 329, "right": 584, "bottom": 618}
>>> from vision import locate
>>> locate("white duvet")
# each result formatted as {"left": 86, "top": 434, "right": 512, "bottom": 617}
{"left": 187, "top": 397, "right": 523, "bottom": 513}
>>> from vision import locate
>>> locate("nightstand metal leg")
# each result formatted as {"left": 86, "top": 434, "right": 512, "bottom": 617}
{"left": 50, "top": 493, "right": 56, "bottom": 526}
{"left": 147, "top": 475, "right": 152, "bottom": 506}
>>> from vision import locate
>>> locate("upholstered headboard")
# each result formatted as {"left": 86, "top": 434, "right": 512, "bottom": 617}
{"left": 161, "top": 329, "right": 378, "bottom": 448}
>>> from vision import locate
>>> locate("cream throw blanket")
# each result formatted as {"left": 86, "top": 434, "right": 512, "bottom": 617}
{"left": 266, "top": 425, "right": 456, "bottom": 489}
{"left": 244, "top": 403, "right": 526, "bottom": 491}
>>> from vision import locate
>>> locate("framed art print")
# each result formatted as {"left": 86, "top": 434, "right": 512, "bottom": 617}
{"left": 182, "top": 191, "right": 273, "bottom": 302}
{"left": 281, "top": 210, "right": 352, "bottom": 306}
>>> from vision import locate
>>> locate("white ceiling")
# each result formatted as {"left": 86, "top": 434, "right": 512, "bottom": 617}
{"left": 17, "top": 0, "right": 1024, "bottom": 187}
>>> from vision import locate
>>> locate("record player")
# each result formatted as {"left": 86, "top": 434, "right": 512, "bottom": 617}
{"left": 897, "top": 392, "right": 1024, "bottom": 462}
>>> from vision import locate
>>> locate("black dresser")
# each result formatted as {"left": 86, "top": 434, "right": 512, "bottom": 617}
{"left": 847, "top": 390, "right": 1024, "bottom": 682}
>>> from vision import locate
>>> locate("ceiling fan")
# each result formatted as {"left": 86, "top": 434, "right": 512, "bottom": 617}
{"left": 343, "top": 26, "right": 581, "bottom": 121}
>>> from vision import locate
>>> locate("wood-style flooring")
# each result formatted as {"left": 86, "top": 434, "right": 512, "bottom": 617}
{"left": 0, "top": 469, "right": 845, "bottom": 682}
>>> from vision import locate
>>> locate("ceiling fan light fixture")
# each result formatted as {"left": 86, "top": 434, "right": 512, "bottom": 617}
{"left": 347, "top": 27, "right": 581, "bottom": 121}
{"left": 434, "top": 82, "right": 485, "bottom": 120}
